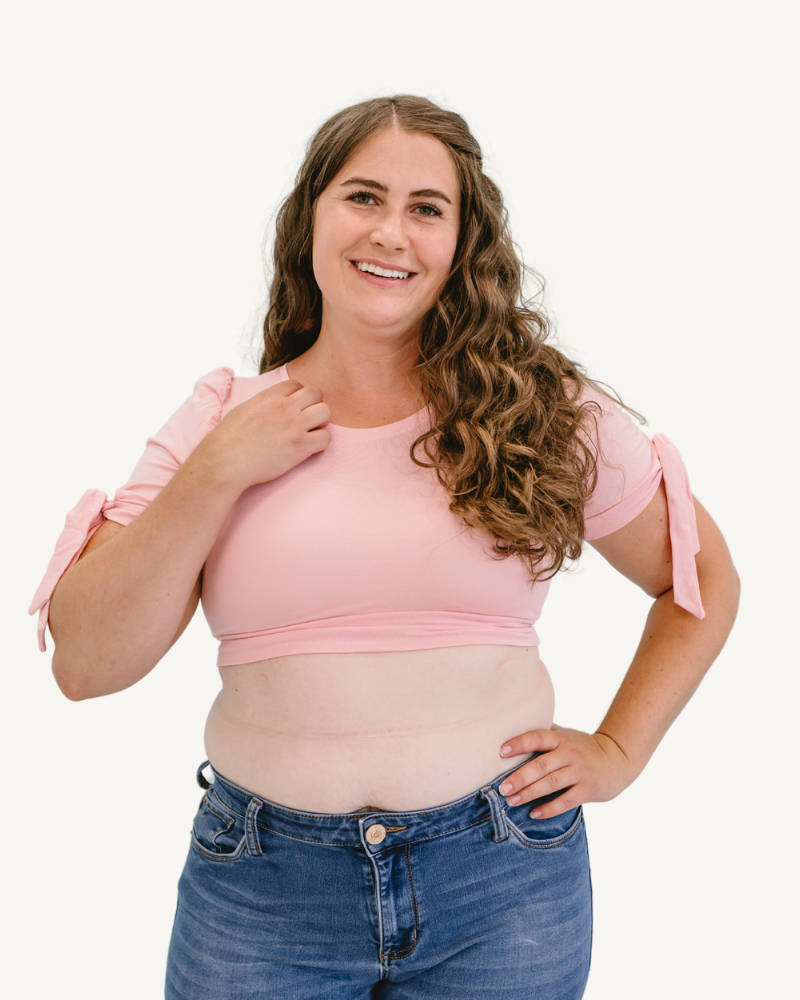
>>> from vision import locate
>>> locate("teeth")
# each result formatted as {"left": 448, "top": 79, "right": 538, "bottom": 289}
{"left": 355, "top": 261, "right": 411, "bottom": 279}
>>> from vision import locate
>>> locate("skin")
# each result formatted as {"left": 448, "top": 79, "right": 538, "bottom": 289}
{"left": 53, "top": 126, "right": 741, "bottom": 824}
{"left": 288, "top": 126, "right": 461, "bottom": 416}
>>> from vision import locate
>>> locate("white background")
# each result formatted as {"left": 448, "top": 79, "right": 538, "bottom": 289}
{"left": 2, "top": 1, "right": 797, "bottom": 996}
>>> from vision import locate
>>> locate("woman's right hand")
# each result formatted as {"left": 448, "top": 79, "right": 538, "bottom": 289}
{"left": 198, "top": 379, "right": 332, "bottom": 491}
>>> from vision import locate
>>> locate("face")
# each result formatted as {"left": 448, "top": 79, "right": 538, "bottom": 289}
{"left": 312, "top": 127, "right": 460, "bottom": 340}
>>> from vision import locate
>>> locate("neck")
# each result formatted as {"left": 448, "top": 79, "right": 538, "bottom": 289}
{"left": 295, "top": 323, "right": 422, "bottom": 402}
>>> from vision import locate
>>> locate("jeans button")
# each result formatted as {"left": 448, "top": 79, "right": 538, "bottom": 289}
{"left": 366, "top": 823, "right": 387, "bottom": 844}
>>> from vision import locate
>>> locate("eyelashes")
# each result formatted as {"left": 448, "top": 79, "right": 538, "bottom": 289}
{"left": 347, "top": 190, "right": 442, "bottom": 218}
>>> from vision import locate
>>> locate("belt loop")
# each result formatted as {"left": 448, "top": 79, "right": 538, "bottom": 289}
{"left": 245, "top": 797, "right": 264, "bottom": 857}
{"left": 480, "top": 786, "right": 510, "bottom": 842}
{"left": 196, "top": 760, "right": 212, "bottom": 789}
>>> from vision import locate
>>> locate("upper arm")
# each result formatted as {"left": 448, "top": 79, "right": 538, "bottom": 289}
{"left": 77, "top": 518, "right": 125, "bottom": 560}
{"left": 588, "top": 480, "right": 674, "bottom": 597}
{"left": 588, "top": 483, "right": 733, "bottom": 599}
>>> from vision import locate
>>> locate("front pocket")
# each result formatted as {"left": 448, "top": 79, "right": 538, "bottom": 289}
{"left": 505, "top": 803, "right": 583, "bottom": 849}
{"left": 190, "top": 790, "right": 247, "bottom": 863}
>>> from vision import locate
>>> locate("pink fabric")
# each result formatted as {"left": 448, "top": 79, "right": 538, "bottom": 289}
{"left": 652, "top": 434, "right": 705, "bottom": 619}
{"left": 28, "top": 488, "right": 110, "bottom": 651}
{"left": 30, "top": 366, "right": 705, "bottom": 661}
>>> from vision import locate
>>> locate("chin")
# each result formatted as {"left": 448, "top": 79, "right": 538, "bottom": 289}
{"left": 353, "top": 308, "right": 419, "bottom": 332}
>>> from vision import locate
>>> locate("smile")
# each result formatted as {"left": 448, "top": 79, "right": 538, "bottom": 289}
{"left": 352, "top": 260, "right": 414, "bottom": 280}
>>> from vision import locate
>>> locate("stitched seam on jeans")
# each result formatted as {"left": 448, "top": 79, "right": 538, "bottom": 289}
{"left": 204, "top": 801, "right": 236, "bottom": 839}
{"left": 505, "top": 810, "right": 583, "bottom": 850}
{"left": 190, "top": 831, "right": 247, "bottom": 863}
{"left": 207, "top": 787, "right": 241, "bottom": 818}
{"left": 381, "top": 843, "right": 419, "bottom": 960}
{"left": 245, "top": 799, "right": 264, "bottom": 857}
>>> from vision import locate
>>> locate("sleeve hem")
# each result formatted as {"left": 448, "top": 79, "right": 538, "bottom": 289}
{"left": 584, "top": 468, "right": 662, "bottom": 541}
{"left": 28, "top": 489, "right": 110, "bottom": 651}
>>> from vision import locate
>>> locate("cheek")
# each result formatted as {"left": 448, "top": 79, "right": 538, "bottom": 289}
{"left": 422, "top": 233, "right": 458, "bottom": 284}
{"left": 311, "top": 219, "right": 340, "bottom": 292}
{"left": 312, "top": 208, "right": 360, "bottom": 289}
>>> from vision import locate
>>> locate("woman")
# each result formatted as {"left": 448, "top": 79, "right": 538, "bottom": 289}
{"left": 30, "top": 95, "right": 739, "bottom": 999}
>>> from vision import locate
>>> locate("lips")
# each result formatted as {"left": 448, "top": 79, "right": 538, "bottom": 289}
{"left": 351, "top": 257, "right": 416, "bottom": 270}
{"left": 349, "top": 260, "right": 418, "bottom": 284}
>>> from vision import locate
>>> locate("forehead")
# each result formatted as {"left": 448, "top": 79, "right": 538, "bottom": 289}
{"left": 333, "top": 128, "right": 459, "bottom": 201}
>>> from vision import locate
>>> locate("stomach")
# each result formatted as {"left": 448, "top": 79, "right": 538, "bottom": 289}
{"left": 203, "top": 644, "right": 554, "bottom": 814}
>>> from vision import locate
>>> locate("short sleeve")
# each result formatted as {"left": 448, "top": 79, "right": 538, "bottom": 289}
{"left": 28, "top": 367, "right": 234, "bottom": 651}
{"left": 580, "top": 385, "right": 705, "bottom": 619}
{"left": 103, "top": 366, "right": 235, "bottom": 526}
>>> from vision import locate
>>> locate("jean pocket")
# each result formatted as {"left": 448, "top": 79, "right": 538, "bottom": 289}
{"left": 505, "top": 802, "right": 584, "bottom": 849}
{"left": 190, "top": 789, "right": 248, "bottom": 863}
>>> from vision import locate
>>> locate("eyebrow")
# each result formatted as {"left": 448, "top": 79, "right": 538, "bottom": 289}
{"left": 340, "top": 177, "right": 453, "bottom": 205}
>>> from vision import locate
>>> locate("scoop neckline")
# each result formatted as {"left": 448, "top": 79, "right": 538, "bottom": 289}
{"left": 276, "top": 364, "right": 429, "bottom": 439}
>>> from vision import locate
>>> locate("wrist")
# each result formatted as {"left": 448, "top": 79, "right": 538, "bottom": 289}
{"left": 593, "top": 729, "right": 644, "bottom": 786}
{"left": 182, "top": 440, "right": 249, "bottom": 501}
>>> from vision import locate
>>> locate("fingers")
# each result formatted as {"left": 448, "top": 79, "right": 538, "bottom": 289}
{"left": 527, "top": 787, "right": 578, "bottom": 820}
{"left": 293, "top": 384, "right": 324, "bottom": 406}
{"left": 500, "top": 764, "right": 578, "bottom": 809}
{"left": 498, "top": 726, "right": 588, "bottom": 819}
{"left": 275, "top": 378, "right": 305, "bottom": 393}
{"left": 272, "top": 380, "right": 324, "bottom": 406}
{"left": 300, "top": 400, "right": 331, "bottom": 430}
{"left": 498, "top": 750, "right": 571, "bottom": 803}
{"left": 500, "top": 727, "right": 560, "bottom": 758}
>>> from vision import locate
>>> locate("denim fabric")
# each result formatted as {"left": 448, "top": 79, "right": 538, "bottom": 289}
{"left": 165, "top": 755, "right": 592, "bottom": 999}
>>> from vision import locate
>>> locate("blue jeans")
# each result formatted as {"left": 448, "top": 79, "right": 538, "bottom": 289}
{"left": 165, "top": 756, "right": 592, "bottom": 999}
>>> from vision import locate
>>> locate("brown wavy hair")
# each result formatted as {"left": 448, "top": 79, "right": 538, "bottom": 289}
{"left": 258, "top": 94, "right": 640, "bottom": 584}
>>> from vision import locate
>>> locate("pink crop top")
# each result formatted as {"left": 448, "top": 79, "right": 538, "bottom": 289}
{"left": 30, "top": 365, "right": 705, "bottom": 665}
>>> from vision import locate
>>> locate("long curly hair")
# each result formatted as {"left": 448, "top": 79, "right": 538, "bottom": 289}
{"left": 259, "top": 94, "right": 640, "bottom": 585}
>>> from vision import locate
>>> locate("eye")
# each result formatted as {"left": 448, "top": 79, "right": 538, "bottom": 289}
{"left": 348, "top": 190, "right": 378, "bottom": 206}
{"left": 415, "top": 203, "right": 442, "bottom": 218}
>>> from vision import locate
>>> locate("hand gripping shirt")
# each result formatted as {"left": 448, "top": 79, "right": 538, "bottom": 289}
{"left": 30, "top": 365, "right": 705, "bottom": 665}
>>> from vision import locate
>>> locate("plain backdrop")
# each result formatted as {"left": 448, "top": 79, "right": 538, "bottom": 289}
{"left": 2, "top": 1, "right": 797, "bottom": 997}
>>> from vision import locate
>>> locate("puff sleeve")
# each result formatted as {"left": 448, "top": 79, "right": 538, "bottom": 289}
{"left": 29, "top": 367, "right": 234, "bottom": 651}
{"left": 581, "top": 386, "right": 705, "bottom": 620}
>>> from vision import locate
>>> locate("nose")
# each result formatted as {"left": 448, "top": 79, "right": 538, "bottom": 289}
{"left": 369, "top": 206, "right": 409, "bottom": 253}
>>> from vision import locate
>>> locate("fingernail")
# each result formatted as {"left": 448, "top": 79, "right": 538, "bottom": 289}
{"left": 530, "top": 809, "right": 542, "bottom": 818}
{"left": 500, "top": 745, "right": 512, "bottom": 756}
{"left": 499, "top": 782, "right": 513, "bottom": 794}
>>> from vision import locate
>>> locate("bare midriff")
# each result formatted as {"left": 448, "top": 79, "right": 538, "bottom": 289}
{"left": 203, "top": 644, "right": 554, "bottom": 814}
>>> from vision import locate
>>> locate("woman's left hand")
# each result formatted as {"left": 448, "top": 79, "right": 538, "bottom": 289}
{"left": 497, "top": 723, "right": 640, "bottom": 819}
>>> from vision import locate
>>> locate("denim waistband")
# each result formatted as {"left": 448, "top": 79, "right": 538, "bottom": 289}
{"left": 196, "top": 755, "right": 544, "bottom": 850}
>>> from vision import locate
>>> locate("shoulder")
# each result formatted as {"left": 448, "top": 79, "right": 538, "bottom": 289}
{"left": 188, "top": 366, "right": 236, "bottom": 416}
{"left": 221, "top": 366, "right": 286, "bottom": 415}
{"left": 571, "top": 380, "right": 651, "bottom": 464}
{"left": 185, "top": 364, "right": 286, "bottom": 419}
{"left": 159, "top": 365, "right": 287, "bottom": 448}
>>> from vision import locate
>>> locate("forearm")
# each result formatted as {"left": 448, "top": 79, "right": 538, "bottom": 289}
{"left": 49, "top": 446, "right": 242, "bottom": 698}
{"left": 595, "top": 562, "right": 741, "bottom": 778}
